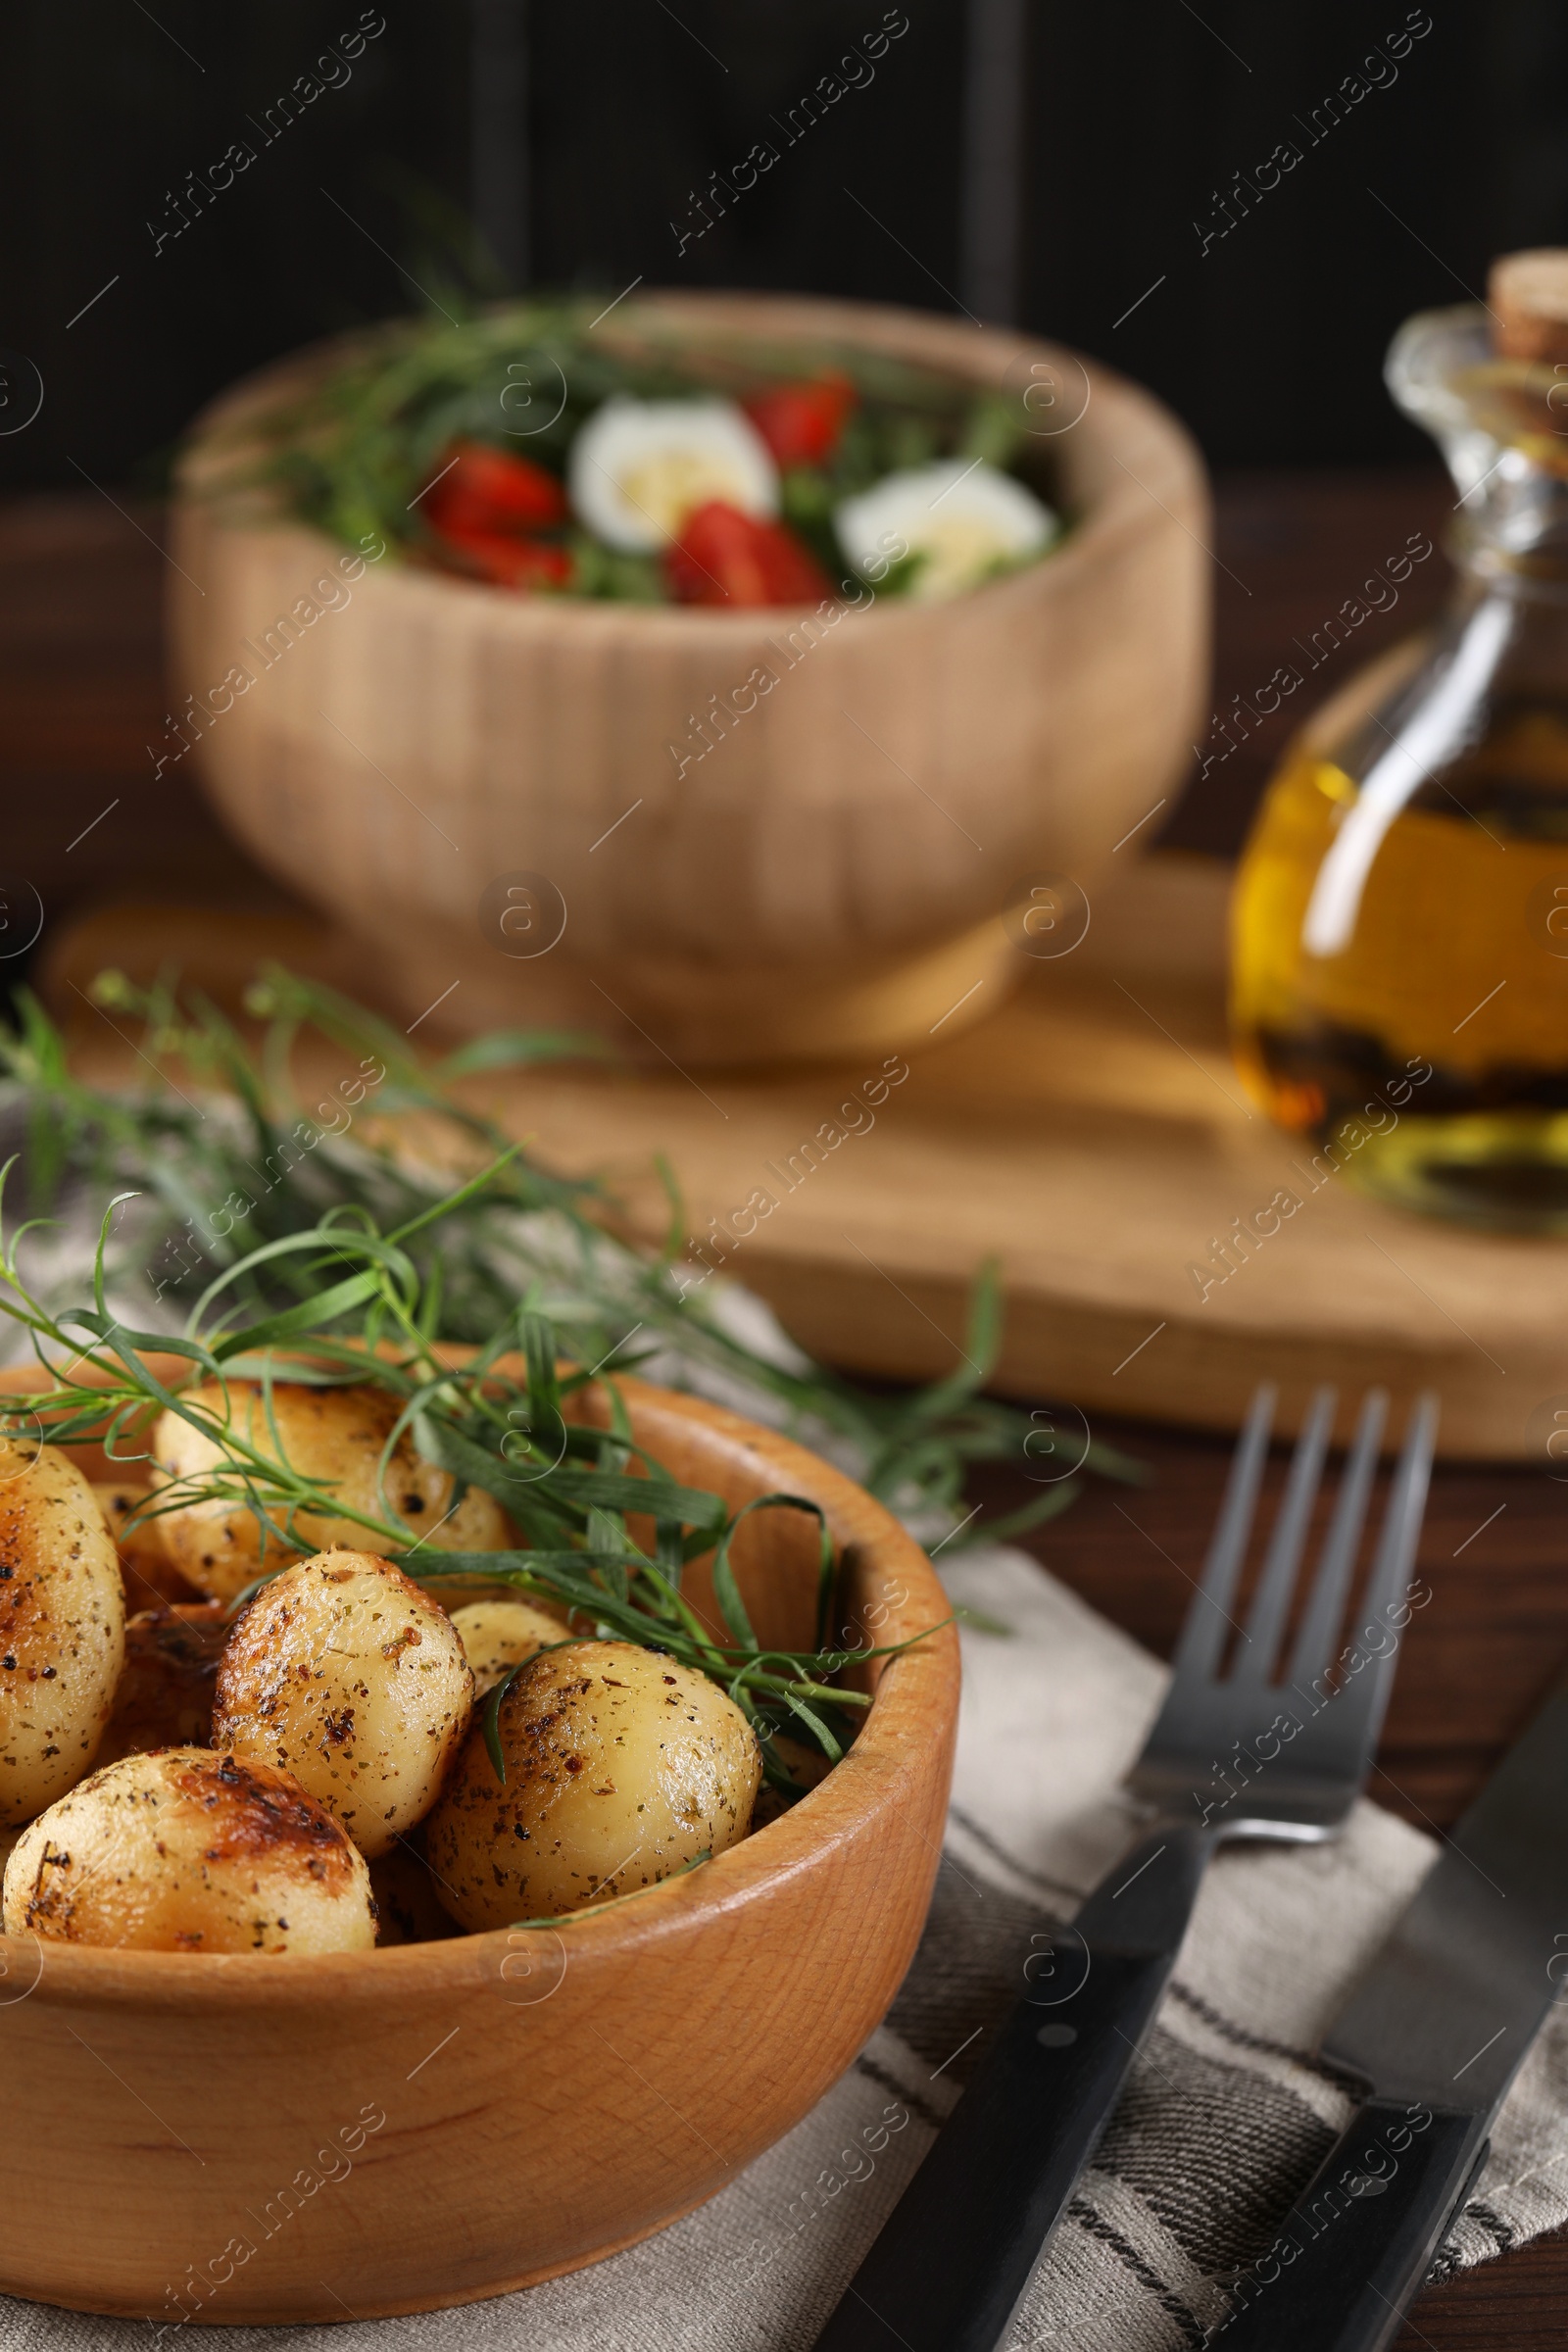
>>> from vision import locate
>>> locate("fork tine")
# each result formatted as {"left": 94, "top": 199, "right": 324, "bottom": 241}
{"left": 1329, "top": 1392, "right": 1440, "bottom": 1759}
{"left": 1233, "top": 1387, "right": 1336, "bottom": 1684}
{"left": 1286, "top": 1388, "right": 1388, "bottom": 1690}
{"left": 1169, "top": 1384, "right": 1275, "bottom": 1682}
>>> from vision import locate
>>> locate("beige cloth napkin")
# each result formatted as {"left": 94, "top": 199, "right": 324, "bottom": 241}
{"left": 4, "top": 1545, "right": 1565, "bottom": 2351}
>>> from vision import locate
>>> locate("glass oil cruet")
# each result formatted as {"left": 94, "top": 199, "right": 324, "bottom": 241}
{"left": 1230, "top": 249, "right": 1568, "bottom": 1230}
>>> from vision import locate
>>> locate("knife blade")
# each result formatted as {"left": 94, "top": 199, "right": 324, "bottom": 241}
{"left": 1217, "top": 1670, "right": 1568, "bottom": 2350}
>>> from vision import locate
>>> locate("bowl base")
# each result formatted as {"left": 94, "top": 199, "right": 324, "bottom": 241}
{"left": 2, "top": 2181, "right": 728, "bottom": 2326}
{"left": 356, "top": 913, "right": 1023, "bottom": 1065}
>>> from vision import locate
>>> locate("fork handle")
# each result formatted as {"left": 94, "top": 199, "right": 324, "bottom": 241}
{"left": 1211, "top": 2099, "right": 1491, "bottom": 2351}
{"left": 811, "top": 1826, "right": 1212, "bottom": 2352}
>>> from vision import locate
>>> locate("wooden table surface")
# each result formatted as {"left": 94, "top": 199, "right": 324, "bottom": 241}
{"left": 5, "top": 471, "right": 1568, "bottom": 2344}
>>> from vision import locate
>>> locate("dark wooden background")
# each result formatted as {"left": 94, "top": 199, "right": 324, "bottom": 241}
{"left": 3, "top": 1, "right": 1567, "bottom": 492}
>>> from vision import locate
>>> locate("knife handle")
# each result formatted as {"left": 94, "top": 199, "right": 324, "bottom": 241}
{"left": 811, "top": 1827, "right": 1211, "bottom": 2352}
{"left": 1212, "top": 2098, "right": 1491, "bottom": 2352}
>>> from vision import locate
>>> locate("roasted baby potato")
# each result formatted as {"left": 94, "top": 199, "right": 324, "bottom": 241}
{"left": 212, "top": 1552, "right": 474, "bottom": 1858}
{"left": 449, "top": 1597, "right": 566, "bottom": 1694}
{"left": 97, "top": 1602, "right": 227, "bottom": 1766}
{"left": 424, "top": 1641, "right": 761, "bottom": 1930}
{"left": 0, "top": 1442, "right": 126, "bottom": 1825}
{"left": 1, "top": 1746, "right": 375, "bottom": 1953}
{"left": 91, "top": 1481, "right": 199, "bottom": 1610}
{"left": 150, "top": 1381, "right": 514, "bottom": 1601}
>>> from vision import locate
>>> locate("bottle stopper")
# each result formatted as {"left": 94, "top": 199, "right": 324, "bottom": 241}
{"left": 1490, "top": 249, "right": 1568, "bottom": 365}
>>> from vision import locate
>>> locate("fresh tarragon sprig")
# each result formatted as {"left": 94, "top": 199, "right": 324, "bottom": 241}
{"left": 0, "top": 969, "right": 1142, "bottom": 1552}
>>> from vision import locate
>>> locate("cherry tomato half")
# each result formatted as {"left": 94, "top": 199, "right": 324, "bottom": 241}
{"left": 743, "top": 373, "right": 857, "bottom": 470}
{"left": 421, "top": 440, "right": 567, "bottom": 538}
{"left": 666, "top": 500, "right": 833, "bottom": 608}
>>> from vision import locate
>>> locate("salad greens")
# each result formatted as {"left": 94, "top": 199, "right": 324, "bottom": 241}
{"left": 197, "top": 299, "right": 1047, "bottom": 600}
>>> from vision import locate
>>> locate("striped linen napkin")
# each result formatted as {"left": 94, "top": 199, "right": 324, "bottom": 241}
{"left": 5, "top": 1544, "right": 1564, "bottom": 2352}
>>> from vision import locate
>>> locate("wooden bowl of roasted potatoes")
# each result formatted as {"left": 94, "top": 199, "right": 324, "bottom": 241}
{"left": 0, "top": 1354, "right": 957, "bottom": 2324}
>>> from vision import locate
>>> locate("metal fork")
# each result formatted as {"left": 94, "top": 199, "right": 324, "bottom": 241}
{"left": 812, "top": 1383, "right": 1439, "bottom": 2352}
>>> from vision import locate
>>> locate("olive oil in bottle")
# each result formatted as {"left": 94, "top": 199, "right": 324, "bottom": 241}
{"left": 1231, "top": 252, "right": 1568, "bottom": 1229}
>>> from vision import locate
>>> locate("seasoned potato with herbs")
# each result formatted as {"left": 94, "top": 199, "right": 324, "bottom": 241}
{"left": 150, "top": 1382, "right": 514, "bottom": 1602}
{"left": 449, "top": 1597, "right": 567, "bottom": 1694}
{"left": 424, "top": 1641, "right": 762, "bottom": 1930}
{"left": 91, "top": 1481, "right": 199, "bottom": 1610}
{"left": 1, "top": 1442, "right": 126, "bottom": 1825}
{"left": 1, "top": 1746, "right": 375, "bottom": 1953}
{"left": 212, "top": 1552, "right": 474, "bottom": 1858}
{"left": 98, "top": 1602, "right": 227, "bottom": 1766}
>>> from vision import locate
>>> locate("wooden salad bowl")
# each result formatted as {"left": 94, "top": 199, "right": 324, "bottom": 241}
{"left": 0, "top": 1363, "right": 958, "bottom": 2325}
{"left": 169, "top": 288, "right": 1209, "bottom": 1065}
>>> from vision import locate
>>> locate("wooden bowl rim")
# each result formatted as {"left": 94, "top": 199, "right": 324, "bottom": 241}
{"left": 0, "top": 1361, "right": 958, "bottom": 2001}
{"left": 173, "top": 284, "right": 1201, "bottom": 640}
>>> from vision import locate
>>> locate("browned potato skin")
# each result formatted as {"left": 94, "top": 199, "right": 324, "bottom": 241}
{"left": 150, "top": 1382, "right": 514, "bottom": 1602}
{"left": 0, "top": 1443, "right": 126, "bottom": 1825}
{"left": 424, "top": 1641, "right": 762, "bottom": 1931}
{"left": 449, "top": 1597, "right": 567, "bottom": 1694}
{"left": 91, "top": 1481, "right": 201, "bottom": 1611}
{"left": 212, "top": 1552, "right": 474, "bottom": 1858}
{"left": 1, "top": 1746, "right": 375, "bottom": 1953}
{"left": 97, "top": 1602, "right": 228, "bottom": 1766}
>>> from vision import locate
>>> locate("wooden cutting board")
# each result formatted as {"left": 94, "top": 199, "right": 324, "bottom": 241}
{"left": 42, "top": 856, "right": 1568, "bottom": 1461}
